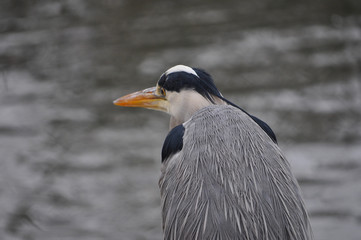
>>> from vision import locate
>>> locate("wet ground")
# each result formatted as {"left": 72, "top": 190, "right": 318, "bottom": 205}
{"left": 0, "top": 0, "right": 361, "bottom": 239}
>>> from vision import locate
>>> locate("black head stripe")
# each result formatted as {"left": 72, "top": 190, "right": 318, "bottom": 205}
{"left": 157, "top": 73, "right": 167, "bottom": 87}
{"left": 158, "top": 68, "right": 222, "bottom": 103}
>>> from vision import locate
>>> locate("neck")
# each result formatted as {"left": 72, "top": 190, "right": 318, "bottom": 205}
{"left": 168, "top": 91, "right": 226, "bottom": 129}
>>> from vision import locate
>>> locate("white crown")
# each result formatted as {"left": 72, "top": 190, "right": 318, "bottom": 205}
{"left": 165, "top": 65, "right": 199, "bottom": 78}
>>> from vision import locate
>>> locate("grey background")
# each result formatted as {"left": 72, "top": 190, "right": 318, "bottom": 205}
{"left": 0, "top": 0, "right": 360, "bottom": 239}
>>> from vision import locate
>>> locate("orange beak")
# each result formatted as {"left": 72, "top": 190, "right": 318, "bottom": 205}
{"left": 113, "top": 87, "right": 168, "bottom": 112}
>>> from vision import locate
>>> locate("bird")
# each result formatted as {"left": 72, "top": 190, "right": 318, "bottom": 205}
{"left": 113, "top": 65, "right": 313, "bottom": 240}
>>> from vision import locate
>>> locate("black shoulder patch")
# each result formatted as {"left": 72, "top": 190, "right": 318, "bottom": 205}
{"left": 161, "top": 124, "right": 185, "bottom": 163}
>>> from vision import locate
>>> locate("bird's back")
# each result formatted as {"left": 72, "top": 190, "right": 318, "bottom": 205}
{"left": 159, "top": 105, "right": 312, "bottom": 240}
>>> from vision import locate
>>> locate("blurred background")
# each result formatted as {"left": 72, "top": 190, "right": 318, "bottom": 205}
{"left": 0, "top": 0, "right": 361, "bottom": 239}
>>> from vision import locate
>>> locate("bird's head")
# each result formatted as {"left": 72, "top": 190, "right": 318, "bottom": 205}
{"left": 114, "top": 65, "right": 225, "bottom": 127}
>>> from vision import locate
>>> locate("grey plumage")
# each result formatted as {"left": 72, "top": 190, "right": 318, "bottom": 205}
{"left": 159, "top": 105, "right": 312, "bottom": 240}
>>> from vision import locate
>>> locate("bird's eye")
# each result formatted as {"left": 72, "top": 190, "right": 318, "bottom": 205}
{"left": 160, "top": 88, "right": 166, "bottom": 96}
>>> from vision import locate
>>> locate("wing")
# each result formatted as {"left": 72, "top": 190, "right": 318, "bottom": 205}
{"left": 159, "top": 105, "right": 312, "bottom": 240}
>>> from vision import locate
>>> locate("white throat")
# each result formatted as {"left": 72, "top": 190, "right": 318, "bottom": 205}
{"left": 167, "top": 90, "right": 225, "bottom": 129}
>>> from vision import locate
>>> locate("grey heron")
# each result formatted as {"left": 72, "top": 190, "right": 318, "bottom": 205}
{"left": 113, "top": 65, "right": 313, "bottom": 240}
